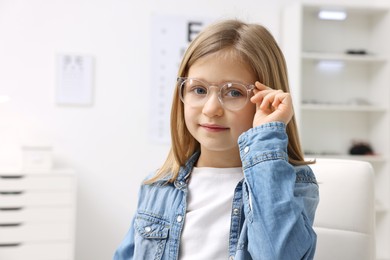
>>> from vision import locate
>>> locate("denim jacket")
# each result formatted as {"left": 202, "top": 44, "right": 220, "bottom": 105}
{"left": 114, "top": 122, "right": 319, "bottom": 260}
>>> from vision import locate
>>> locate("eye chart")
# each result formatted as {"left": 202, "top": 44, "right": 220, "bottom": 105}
{"left": 56, "top": 54, "right": 94, "bottom": 105}
{"left": 149, "top": 14, "right": 213, "bottom": 144}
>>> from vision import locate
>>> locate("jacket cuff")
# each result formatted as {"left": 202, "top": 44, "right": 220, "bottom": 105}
{"left": 238, "top": 122, "right": 289, "bottom": 169}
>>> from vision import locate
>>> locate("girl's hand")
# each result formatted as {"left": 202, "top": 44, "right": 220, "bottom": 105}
{"left": 250, "top": 81, "right": 294, "bottom": 127}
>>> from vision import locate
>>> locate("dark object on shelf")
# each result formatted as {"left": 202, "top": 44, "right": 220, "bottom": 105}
{"left": 346, "top": 49, "right": 367, "bottom": 55}
{"left": 349, "top": 142, "right": 374, "bottom": 155}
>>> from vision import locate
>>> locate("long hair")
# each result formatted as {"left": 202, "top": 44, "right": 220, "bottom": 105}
{"left": 145, "top": 19, "right": 310, "bottom": 184}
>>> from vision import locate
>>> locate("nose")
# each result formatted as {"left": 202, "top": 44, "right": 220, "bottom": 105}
{"left": 202, "top": 90, "right": 224, "bottom": 117}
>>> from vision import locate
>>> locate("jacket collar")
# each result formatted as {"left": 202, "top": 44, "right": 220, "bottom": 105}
{"left": 176, "top": 151, "right": 200, "bottom": 182}
{"left": 153, "top": 151, "right": 200, "bottom": 185}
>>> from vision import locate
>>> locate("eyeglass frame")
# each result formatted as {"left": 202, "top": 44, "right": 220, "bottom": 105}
{"left": 177, "top": 77, "right": 255, "bottom": 111}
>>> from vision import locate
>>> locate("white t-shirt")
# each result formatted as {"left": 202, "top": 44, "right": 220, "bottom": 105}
{"left": 179, "top": 167, "right": 243, "bottom": 260}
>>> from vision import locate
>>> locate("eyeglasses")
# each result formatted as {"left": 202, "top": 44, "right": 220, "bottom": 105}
{"left": 177, "top": 77, "right": 255, "bottom": 111}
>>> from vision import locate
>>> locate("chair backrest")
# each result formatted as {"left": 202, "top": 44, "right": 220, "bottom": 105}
{"left": 309, "top": 158, "right": 376, "bottom": 260}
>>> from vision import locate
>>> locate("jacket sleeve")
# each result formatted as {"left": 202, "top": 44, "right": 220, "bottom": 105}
{"left": 113, "top": 181, "right": 147, "bottom": 260}
{"left": 238, "top": 122, "right": 319, "bottom": 260}
{"left": 113, "top": 216, "right": 136, "bottom": 260}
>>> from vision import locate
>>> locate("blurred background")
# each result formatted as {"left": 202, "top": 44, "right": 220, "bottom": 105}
{"left": 1, "top": 0, "right": 389, "bottom": 259}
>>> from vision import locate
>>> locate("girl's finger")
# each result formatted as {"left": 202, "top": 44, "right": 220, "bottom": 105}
{"left": 259, "top": 90, "right": 283, "bottom": 110}
{"left": 251, "top": 82, "right": 273, "bottom": 101}
{"left": 272, "top": 92, "right": 288, "bottom": 108}
{"left": 251, "top": 88, "right": 274, "bottom": 103}
{"left": 254, "top": 81, "right": 269, "bottom": 91}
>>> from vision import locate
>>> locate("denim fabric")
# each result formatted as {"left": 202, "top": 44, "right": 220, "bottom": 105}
{"left": 114, "top": 122, "right": 319, "bottom": 260}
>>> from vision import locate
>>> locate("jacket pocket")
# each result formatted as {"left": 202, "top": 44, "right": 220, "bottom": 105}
{"left": 134, "top": 212, "right": 170, "bottom": 260}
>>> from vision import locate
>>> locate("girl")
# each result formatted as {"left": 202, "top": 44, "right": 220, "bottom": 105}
{"left": 114, "top": 19, "right": 319, "bottom": 260}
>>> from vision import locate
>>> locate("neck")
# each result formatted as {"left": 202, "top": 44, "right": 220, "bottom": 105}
{"left": 196, "top": 148, "right": 242, "bottom": 168}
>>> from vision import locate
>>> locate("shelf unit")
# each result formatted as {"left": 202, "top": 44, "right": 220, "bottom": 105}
{"left": 0, "top": 169, "right": 76, "bottom": 260}
{"left": 282, "top": 2, "right": 390, "bottom": 259}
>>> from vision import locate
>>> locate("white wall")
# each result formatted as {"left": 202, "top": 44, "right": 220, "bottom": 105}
{"left": 0, "top": 0, "right": 383, "bottom": 259}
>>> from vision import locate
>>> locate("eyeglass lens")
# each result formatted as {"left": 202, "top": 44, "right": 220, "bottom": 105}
{"left": 180, "top": 78, "right": 250, "bottom": 111}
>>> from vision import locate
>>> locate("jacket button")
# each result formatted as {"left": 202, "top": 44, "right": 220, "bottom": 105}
{"left": 174, "top": 180, "right": 186, "bottom": 189}
{"left": 233, "top": 208, "right": 240, "bottom": 215}
{"left": 244, "top": 146, "right": 249, "bottom": 153}
{"left": 177, "top": 215, "right": 183, "bottom": 223}
{"left": 229, "top": 256, "right": 234, "bottom": 260}
{"left": 144, "top": 226, "right": 152, "bottom": 233}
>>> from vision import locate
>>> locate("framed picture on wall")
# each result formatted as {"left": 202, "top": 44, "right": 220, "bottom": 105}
{"left": 56, "top": 54, "right": 94, "bottom": 106}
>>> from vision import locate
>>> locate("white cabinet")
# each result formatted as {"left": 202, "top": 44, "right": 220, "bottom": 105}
{"left": 0, "top": 169, "right": 76, "bottom": 260}
{"left": 282, "top": 2, "right": 390, "bottom": 259}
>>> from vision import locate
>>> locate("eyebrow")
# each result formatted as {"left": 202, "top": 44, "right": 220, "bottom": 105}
{"left": 189, "top": 77, "right": 250, "bottom": 85}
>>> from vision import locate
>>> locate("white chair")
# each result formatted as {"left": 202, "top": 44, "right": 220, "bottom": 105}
{"left": 309, "top": 158, "right": 376, "bottom": 260}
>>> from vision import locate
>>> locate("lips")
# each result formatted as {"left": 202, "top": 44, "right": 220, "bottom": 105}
{"left": 200, "top": 123, "right": 229, "bottom": 132}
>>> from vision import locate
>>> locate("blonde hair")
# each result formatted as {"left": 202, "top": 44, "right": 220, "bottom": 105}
{"left": 145, "top": 19, "right": 310, "bottom": 184}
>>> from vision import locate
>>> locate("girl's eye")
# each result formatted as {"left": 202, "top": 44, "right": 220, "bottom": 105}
{"left": 227, "top": 89, "right": 243, "bottom": 97}
{"left": 192, "top": 86, "right": 208, "bottom": 95}
{"left": 223, "top": 87, "right": 245, "bottom": 98}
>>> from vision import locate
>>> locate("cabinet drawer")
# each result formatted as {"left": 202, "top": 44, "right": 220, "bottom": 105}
{"left": 0, "top": 175, "right": 74, "bottom": 191}
{"left": 0, "top": 191, "right": 74, "bottom": 207}
{"left": 0, "top": 207, "right": 74, "bottom": 223}
{"left": 0, "top": 242, "right": 72, "bottom": 260}
{"left": 0, "top": 223, "right": 73, "bottom": 243}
